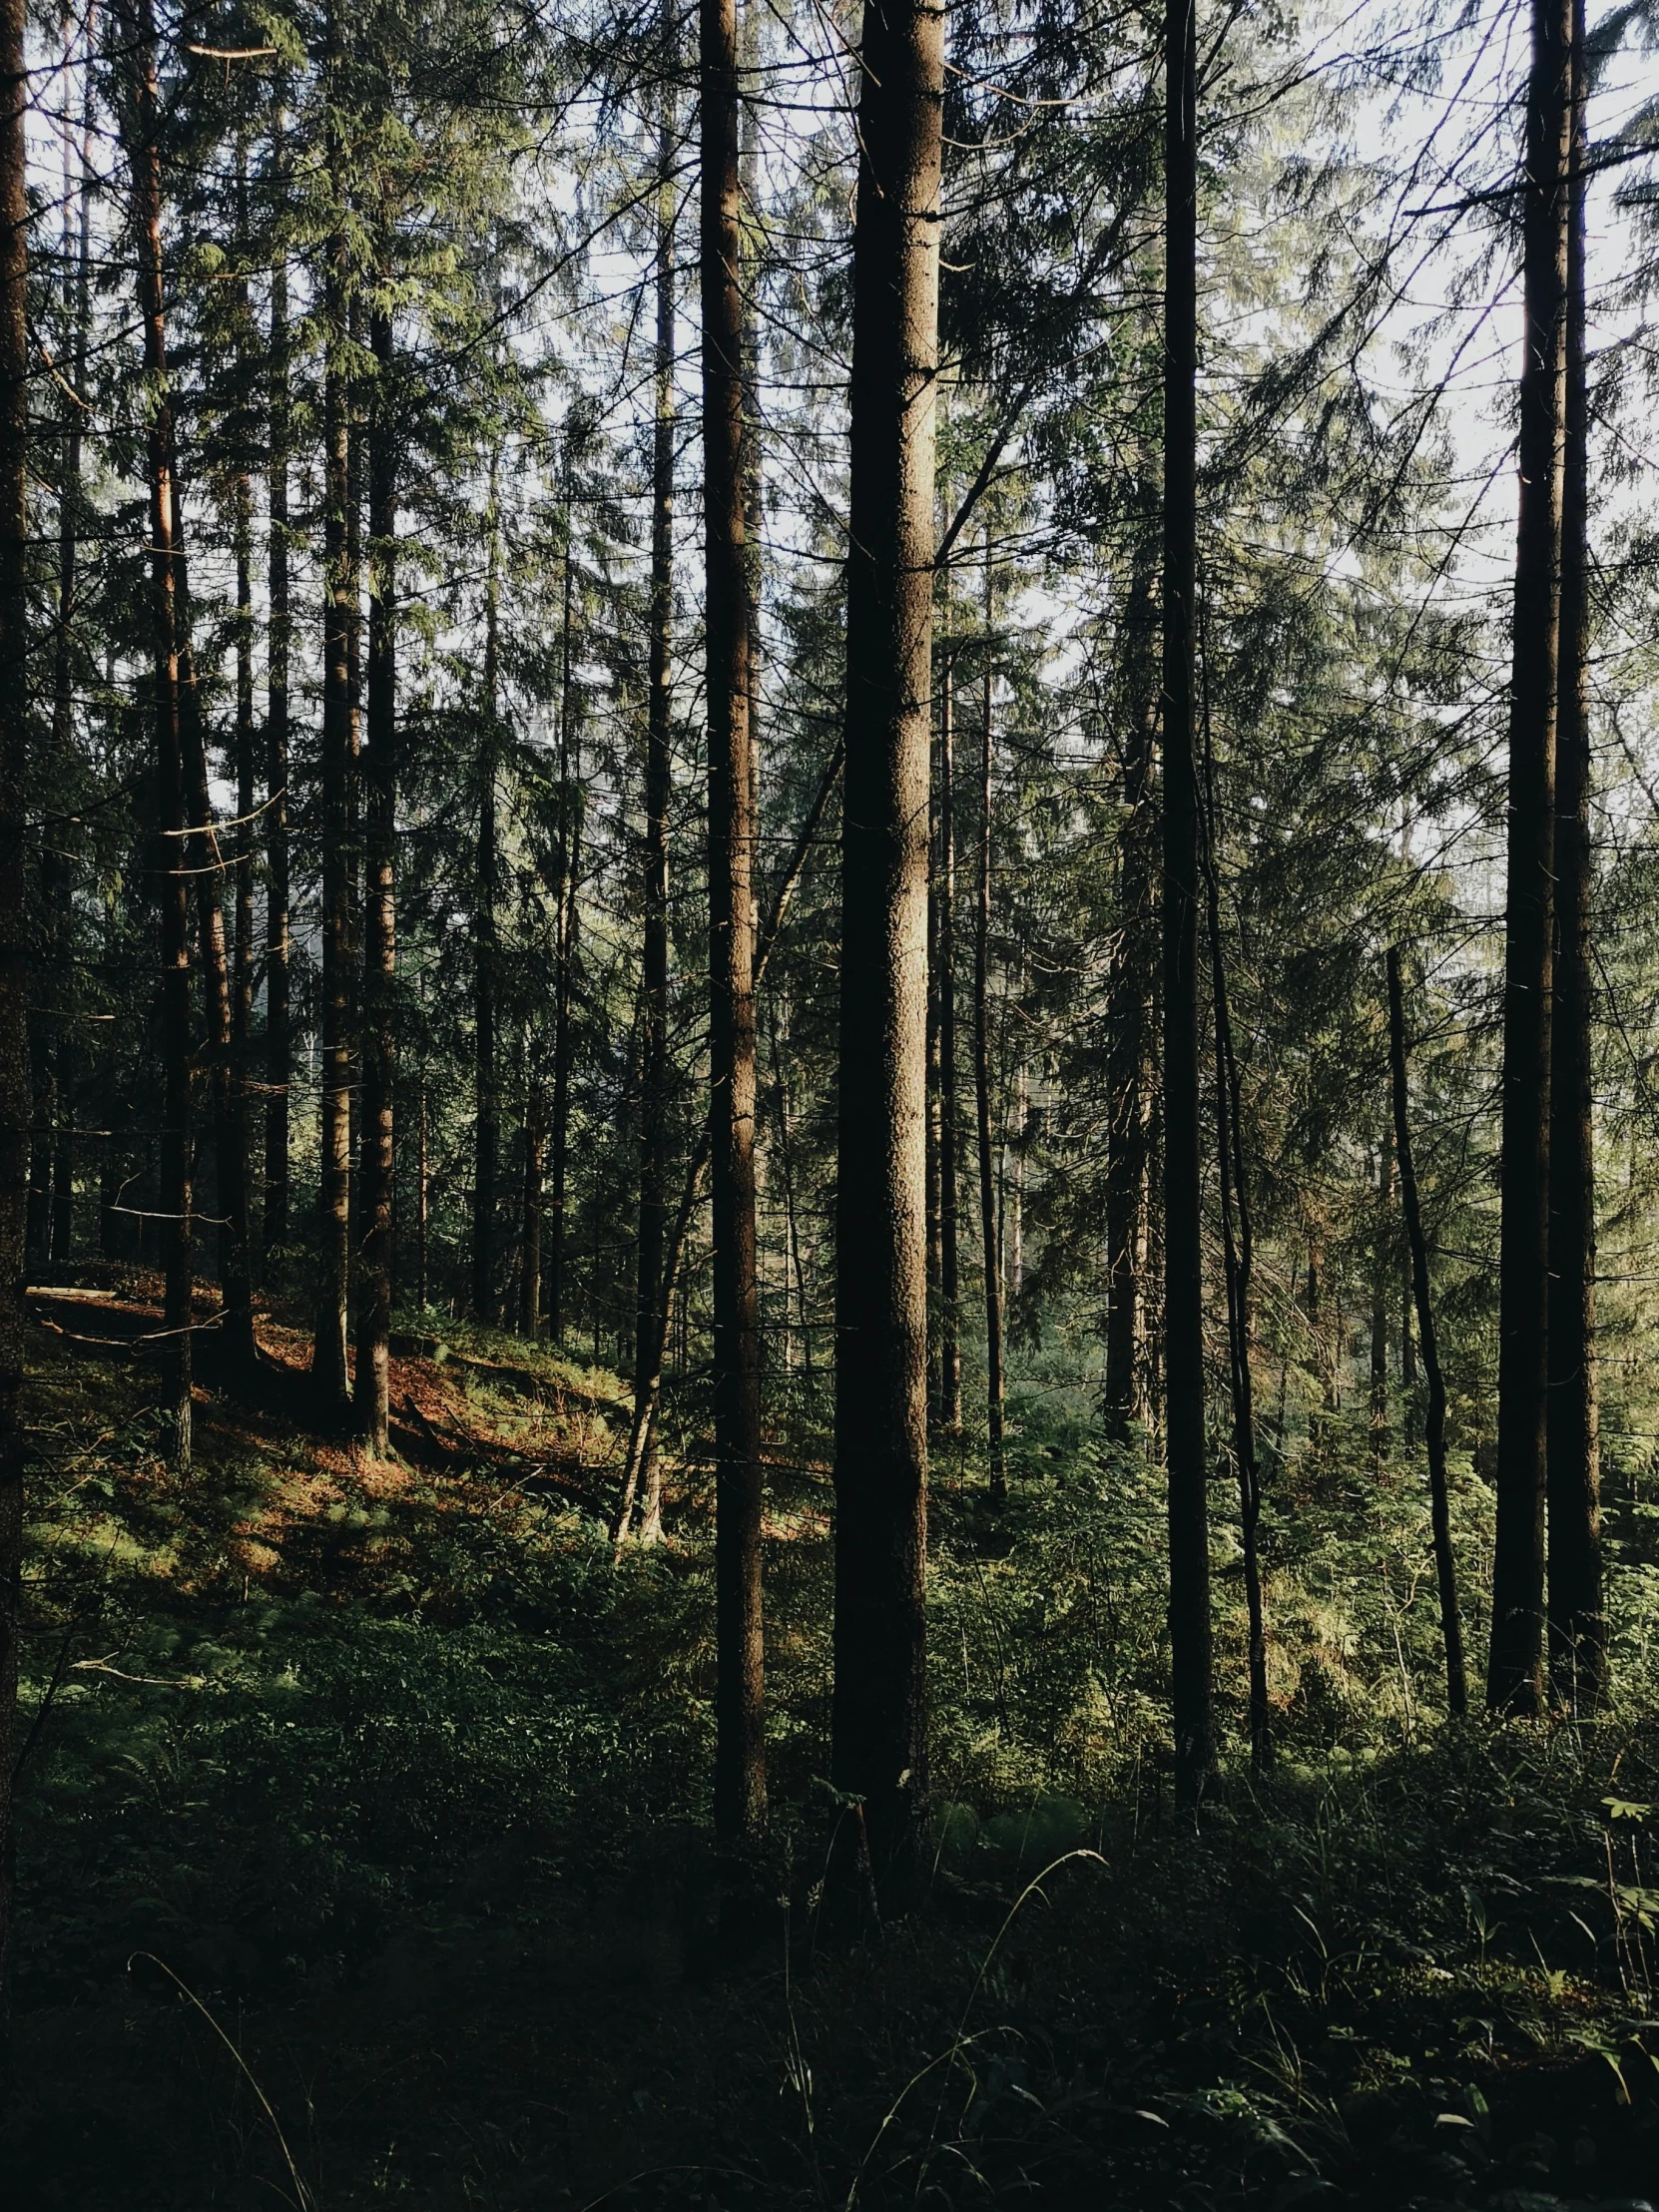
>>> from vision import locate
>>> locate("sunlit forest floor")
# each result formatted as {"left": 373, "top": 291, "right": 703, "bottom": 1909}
{"left": 8, "top": 1272, "right": 1659, "bottom": 2209}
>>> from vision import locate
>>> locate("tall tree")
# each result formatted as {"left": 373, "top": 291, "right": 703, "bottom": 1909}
{"left": 355, "top": 300, "right": 397, "bottom": 1455}
{"left": 0, "top": 0, "right": 29, "bottom": 2037}
{"left": 1488, "top": 0, "right": 1573, "bottom": 1718}
{"left": 120, "top": 0, "right": 195, "bottom": 1466}
{"left": 1546, "top": 0, "right": 1602, "bottom": 1711}
{"left": 830, "top": 0, "right": 944, "bottom": 1907}
{"left": 974, "top": 562, "right": 1006, "bottom": 1507}
{"left": 1388, "top": 945, "right": 1468, "bottom": 1718}
{"left": 265, "top": 98, "right": 291, "bottom": 1261}
{"left": 1162, "top": 0, "right": 1214, "bottom": 1803}
{"left": 312, "top": 57, "right": 356, "bottom": 1412}
{"left": 473, "top": 481, "right": 500, "bottom": 1323}
{"left": 703, "top": 0, "right": 767, "bottom": 1850}
{"left": 629, "top": 38, "right": 677, "bottom": 1541}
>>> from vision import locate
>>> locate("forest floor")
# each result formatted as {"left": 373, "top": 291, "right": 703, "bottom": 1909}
{"left": 7, "top": 1270, "right": 1659, "bottom": 2210}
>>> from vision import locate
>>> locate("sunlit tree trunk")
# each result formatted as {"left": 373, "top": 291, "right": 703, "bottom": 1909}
{"left": 355, "top": 303, "right": 397, "bottom": 1455}
{"left": 830, "top": 0, "right": 943, "bottom": 1911}
{"left": 1546, "top": 0, "right": 1602, "bottom": 1712}
{"left": 1489, "top": 0, "right": 1572, "bottom": 1718}
{"left": 703, "top": 0, "right": 767, "bottom": 1849}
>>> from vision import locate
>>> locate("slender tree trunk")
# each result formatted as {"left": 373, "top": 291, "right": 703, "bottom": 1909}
{"left": 0, "top": 0, "right": 30, "bottom": 2039}
{"left": 179, "top": 626, "right": 258, "bottom": 1377}
{"left": 48, "top": 21, "right": 87, "bottom": 1271}
{"left": 831, "top": 0, "right": 942, "bottom": 1911}
{"left": 354, "top": 304, "right": 396, "bottom": 1455}
{"left": 416, "top": 1044, "right": 428, "bottom": 1312}
{"left": 1162, "top": 0, "right": 1213, "bottom": 1805}
{"left": 1546, "top": 0, "right": 1602, "bottom": 1711}
{"left": 1388, "top": 946, "right": 1468, "bottom": 1716}
{"left": 936, "top": 648, "right": 961, "bottom": 1433}
{"left": 704, "top": 0, "right": 767, "bottom": 1851}
{"left": 312, "top": 186, "right": 354, "bottom": 1412}
{"left": 1489, "top": 0, "right": 1573, "bottom": 1718}
{"left": 1105, "top": 554, "right": 1157, "bottom": 1440}
{"left": 473, "top": 480, "right": 500, "bottom": 1324}
{"left": 121, "top": 0, "right": 194, "bottom": 1462}
{"left": 1371, "top": 1132, "right": 1392, "bottom": 1451}
{"left": 231, "top": 145, "right": 256, "bottom": 1270}
{"left": 265, "top": 107, "right": 291, "bottom": 1259}
{"left": 519, "top": 1056, "right": 544, "bottom": 1339}
{"left": 975, "top": 570, "right": 1006, "bottom": 1508}
{"left": 630, "top": 67, "right": 676, "bottom": 1534}
{"left": 1203, "top": 737, "right": 1267, "bottom": 1768}
{"left": 547, "top": 492, "right": 576, "bottom": 1341}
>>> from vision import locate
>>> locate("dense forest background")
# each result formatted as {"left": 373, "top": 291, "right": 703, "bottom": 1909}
{"left": 0, "top": 0, "right": 1658, "bottom": 2202}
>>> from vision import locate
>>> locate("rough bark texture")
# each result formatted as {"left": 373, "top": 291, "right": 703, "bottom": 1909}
{"left": 313, "top": 186, "right": 354, "bottom": 1412}
{"left": 974, "top": 579, "right": 1005, "bottom": 1509}
{"left": 0, "top": 0, "right": 29, "bottom": 2039}
{"left": 1546, "top": 0, "right": 1603, "bottom": 1712}
{"left": 123, "top": 0, "right": 195, "bottom": 1466}
{"left": 831, "top": 0, "right": 943, "bottom": 1911}
{"left": 546, "top": 508, "right": 577, "bottom": 1342}
{"left": 265, "top": 130, "right": 291, "bottom": 1259}
{"left": 1162, "top": 0, "right": 1214, "bottom": 1805}
{"left": 355, "top": 305, "right": 396, "bottom": 1456}
{"left": 1488, "top": 0, "right": 1572, "bottom": 1718}
{"left": 1389, "top": 947, "right": 1468, "bottom": 1716}
{"left": 703, "top": 0, "right": 767, "bottom": 1850}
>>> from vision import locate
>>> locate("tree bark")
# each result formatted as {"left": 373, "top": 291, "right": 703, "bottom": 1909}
{"left": 121, "top": 0, "right": 195, "bottom": 1461}
{"left": 473, "top": 480, "right": 500, "bottom": 1325}
{"left": 936, "top": 645, "right": 961, "bottom": 1433}
{"left": 703, "top": 0, "right": 767, "bottom": 1852}
{"left": 1388, "top": 946, "right": 1468, "bottom": 1717}
{"left": 313, "top": 198, "right": 354, "bottom": 1411}
{"left": 1104, "top": 550, "right": 1157, "bottom": 1441}
{"left": 632, "top": 64, "right": 676, "bottom": 1532}
{"left": 519, "top": 1056, "right": 544, "bottom": 1339}
{"left": 231, "top": 144, "right": 256, "bottom": 1272}
{"left": 265, "top": 102, "right": 291, "bottom": 1260}
{"left": 0, "top": 0, "right": 30, "bottom": 2038}
{"left": 1546, "top": 0, "right": 1603, "bottom": 1712}
{"left": 355, "top": 303, "right": 396, "bottom": 1455}
{"left": 1488, "top": 0, "right": 1572, "bottom": 1718}
{"left": 975, "top": 568, "right": 1006, "bottom": 1508}
{"left": 547, "top": 484, "right": 577, "bottom": 1342}
{"left": 1162, "top": 0, "right": 1213, "bottom": 1804}
{"left": 831, "top": 0, "right": 942, "bottom": 1912}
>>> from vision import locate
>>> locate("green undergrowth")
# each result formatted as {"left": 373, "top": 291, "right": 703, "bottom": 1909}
{"left": 8, "top": 1321, "right": 1659, "bottom": 2208}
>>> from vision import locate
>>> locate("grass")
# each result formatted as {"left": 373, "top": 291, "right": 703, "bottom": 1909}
{"left": 7, "top": 1285, "right": 1659, "bottom": 2207}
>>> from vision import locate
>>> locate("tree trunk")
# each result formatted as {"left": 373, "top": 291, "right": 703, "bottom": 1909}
{"left": 1204, "top": 739, "right": 1267, "bottom": 1768}
{"left": 312, "top": 189, "right": 354, "bottom": 1413}
{"left": 1371, "top": 1132, "right": 1392, "bottom": 1452}
{"left": 0, "top": 0, "right": 30, "bottom": 2033}
{"left": 1546, "top": 0, "right": 1602, "bottom": 1712}
{"left": 975, "top": 569, "right": 1006, "bottom": 1509}
{"left": 231, "top": 144, "right": 256, "bottom": 1271}
{"left": 632, "top": 63, "right": 676, "bottom": 1532}
{"left": 1162, "top": 0, "right": 1213, "bottom": 1805}
{"left": 265, "top": 104, "right": 291, "bottom": 1260}
{"left": 1488, "top": 0, "right": 1572, "bottom": 1718}
{"left": 473, "top": 483, "right": 500, "bottom": 1325}
{"left": 547, "top": 489, "right": 577, "bottom": 1342}
{"left": 354, "top": 303, "right": 396, "bottom": 1455}
{"left": 121, "top": 0, "right": 195, "bottom": 1461}
{"left": 936, "top": 646, "right": 961, "bottom": 1433}
{"left": 831, "top": 0, "right": 942, "bottom": 1912}
{"left": 519, "top": 1055, "right": 544, "bottom": 1339}
{"left": 1388, "top": 946, "right": 1468, "bottom": 1717}
{"left": 703, "top": 0, "right": 767, "bottom": 1852}
{"left": 1105, "top": 550, "right": 1157, "bottom": 1440}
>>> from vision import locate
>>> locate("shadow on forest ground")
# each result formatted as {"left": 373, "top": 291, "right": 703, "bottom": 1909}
{"left": 7, "top": 1283, "right": 1659, "bottom": 2210}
